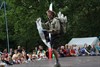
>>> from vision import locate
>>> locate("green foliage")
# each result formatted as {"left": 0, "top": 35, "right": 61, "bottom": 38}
{"left": 0, "top": 0, "right": 100, "bottom": 51}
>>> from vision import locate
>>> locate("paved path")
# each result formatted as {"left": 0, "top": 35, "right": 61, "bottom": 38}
{"left": 8, "top": 56, "right": 100, "bottom": 67}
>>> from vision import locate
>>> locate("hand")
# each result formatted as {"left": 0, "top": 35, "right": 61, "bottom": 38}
{"left": 47, "top": 30, "right": 53, "bottom": 33}
{"left": 36, "top": 18, "right": 41, "bottom": 23}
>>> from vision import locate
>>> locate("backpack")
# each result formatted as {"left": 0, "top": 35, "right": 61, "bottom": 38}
{"left": 57, "top": 12, "right": 67, "bottom": 34}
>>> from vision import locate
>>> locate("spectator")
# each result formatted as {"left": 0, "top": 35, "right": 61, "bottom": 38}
{"left": 22, "top": 48, "right": 26, "bottom": 59}
{"left": 90, "top": 45, "right": 96, "bottom": 56}
{"left": 37, "top": 45, "right": 46, "bottom": 59}
{"left": 79, "top": 46, "right": 90, "bottom": 56}
{"left": 73, "top": 45, "right": 79, "bottom": 56}
{"left": 32, "top": 50, "right": 38, "bottom": 60}
{"left": 12, "top": 49, "right": 20, "bottom": 64}
{"left": 2, "top": 49, "right": 8, "bottom": 58}
{"left": 26, "top": 54, "right": 31, "bottom": 62}
{"left": 9, "top": 48, "right": 14, "bottom": 57}
{"left": 21, "top": 48, "right": 28, "bottom": 63}
{"left": 59, "top": 46, "right": 66, "bottom": 57}
{"left": 69, "top": 46, "right": 76, "bottom": 56}
{"left": 65, "top": 45, "right": 70, "bottom": 57}
{"left": 1, "top": 53, "right": 13, "bottom": 65}
{"left": 1, "top": 49, "right": 13, "bottom": 65}
{"left": 17, "top": 46, "right": 22, "bottom": 53}
{"left": 78, "top": 47, "right": 81, "bottom": 56}
{"left": 87, "top": 45, "right": 92, "bottom": 53}
{"left": 84, "top": 44, "right": 90, "bottom": 53}
{"left": 95, "top": 42, "right": 100, "bottom": 55}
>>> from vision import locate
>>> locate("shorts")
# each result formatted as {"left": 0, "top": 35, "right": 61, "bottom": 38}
{"left": 43, "top": 30, "right": 62, "bottom": 49}
{"left": 50, "top": 34, "right": 62, "bottom": 49}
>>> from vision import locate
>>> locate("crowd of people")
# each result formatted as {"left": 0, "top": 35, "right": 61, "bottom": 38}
{"left": 0, "top": 42, "right": 100, "bottom": 66}
{"left": 58, "top": 43, "right": 100, "bottom": 57}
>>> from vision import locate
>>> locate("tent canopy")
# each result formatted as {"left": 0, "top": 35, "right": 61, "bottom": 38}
{"left": 68, "top": 37, "right": 99, "bottom": 47}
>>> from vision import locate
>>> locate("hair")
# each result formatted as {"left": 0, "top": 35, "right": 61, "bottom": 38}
{"left": 46, "top": 10, "right": 56, "bottom": 17}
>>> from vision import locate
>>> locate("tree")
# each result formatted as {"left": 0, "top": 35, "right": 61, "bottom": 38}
{"left": 0, "top": 0, "right": 100, "bottom": 51}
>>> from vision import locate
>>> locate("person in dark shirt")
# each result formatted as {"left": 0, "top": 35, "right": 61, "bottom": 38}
{"left": 17, "top": 46, "right": 22, "bottom": 53}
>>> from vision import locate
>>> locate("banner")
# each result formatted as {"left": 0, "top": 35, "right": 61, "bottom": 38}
{"left": 36, "top": 18, "right": 51, "bottom": 48}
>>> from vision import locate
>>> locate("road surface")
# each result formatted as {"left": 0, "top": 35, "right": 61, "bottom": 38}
{"left": 8, "top": 56, "right": 100, "bottom": 67}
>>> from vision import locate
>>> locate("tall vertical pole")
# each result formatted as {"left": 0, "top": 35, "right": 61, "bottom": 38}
{"left": 4, "top": 1, "right": 10, "bottom": 53}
